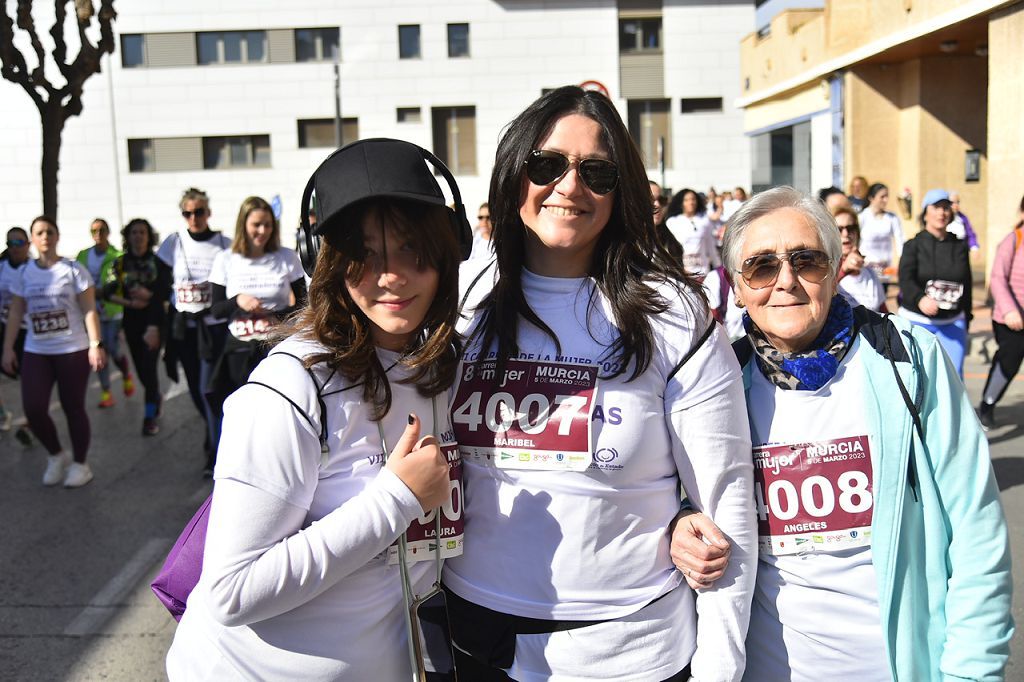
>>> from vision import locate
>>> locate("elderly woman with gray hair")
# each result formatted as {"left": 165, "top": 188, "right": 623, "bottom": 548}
{"left": 671, "top": 186, "right": 1012, "bottom": 681}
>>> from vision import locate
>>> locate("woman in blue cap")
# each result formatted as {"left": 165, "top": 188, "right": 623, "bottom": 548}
{"left": 896, "top": 189, "right": 972, "bottom": 375}
{"left": 166, "top": 139, "right": 470, "bottom": 680}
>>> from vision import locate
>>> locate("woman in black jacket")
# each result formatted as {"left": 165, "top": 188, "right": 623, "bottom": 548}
{"left": 102, "top": 219, "right": 172, "bottom": 435}
{"left": 897, "top": 189, "right": 972, "bottom": 375}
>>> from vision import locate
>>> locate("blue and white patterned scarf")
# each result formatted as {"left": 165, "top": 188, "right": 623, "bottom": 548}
{"left": 743, "top": 295, "right": 855, "bottom": 391}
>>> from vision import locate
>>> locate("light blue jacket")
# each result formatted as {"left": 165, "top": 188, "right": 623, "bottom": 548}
{"left": 738, "top": 310, "right": 1013, "bottom": 681}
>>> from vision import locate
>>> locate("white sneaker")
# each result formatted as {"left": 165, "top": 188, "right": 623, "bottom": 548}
{"left": 63, "top": 462, "right": 94, "bottom": 488}
{"left": 42, "top": 453, "right": 71, "bottom": 486}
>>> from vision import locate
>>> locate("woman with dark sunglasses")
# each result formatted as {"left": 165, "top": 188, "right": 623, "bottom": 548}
{"left": 156, "top": 188, "right": 231, "bottom": 473}
{"left": 832, "top": 207, "right": 885, "bottom": 312}
{"left": 672, "top": 187, "right": 1011, "bottom": 681}
{"left": 448, "top": 86, "right": 755, "bottom": 681}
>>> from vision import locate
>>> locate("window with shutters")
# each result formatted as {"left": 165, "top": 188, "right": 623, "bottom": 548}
{"left": 431, "top": 106, "right": 477, "bottom": 175}
{"left": 627, "top": 99, "right": 672, "bottom": 168}
{"left": 202, "top": 135, "right": 271, "bottom": 169}
{"left": 295, "top": 28, "right": 340, "bottom": 62}
{"left": 196, "top": 31, "right": 267, "bottom": 65}
{"left": 297, "top": 118, "right": 358, "bottom": 148}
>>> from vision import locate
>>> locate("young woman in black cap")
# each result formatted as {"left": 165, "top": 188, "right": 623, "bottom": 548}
{"left": 166, "top": 139, "right": 468, "bottom": 680}
{"left": 447, "top": 86, "right": 755, "bottom": 681}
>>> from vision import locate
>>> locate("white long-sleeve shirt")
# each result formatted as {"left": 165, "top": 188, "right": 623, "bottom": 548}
{"left": 166, "top": 337, "right": 455, "bottom": 681}
{"left": 448, "top": 267, "right": 756, "bottom": 681}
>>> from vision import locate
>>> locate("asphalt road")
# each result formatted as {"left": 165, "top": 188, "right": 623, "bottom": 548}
{"left": 0, "top": 337, "right": 1021, "bottom": 681}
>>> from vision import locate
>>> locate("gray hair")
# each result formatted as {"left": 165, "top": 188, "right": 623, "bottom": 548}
{"left": 721, "top": 186, "right": 842, "bottom": 277}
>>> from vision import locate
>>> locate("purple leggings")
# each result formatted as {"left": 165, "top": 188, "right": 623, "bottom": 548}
{"left": 21, "top": 350, "right": 91, "bottom": 462}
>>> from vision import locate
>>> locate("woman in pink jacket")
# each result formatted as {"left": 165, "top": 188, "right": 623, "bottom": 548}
{"left": 979, "top": 194, "right": 1024, "bottom": 429}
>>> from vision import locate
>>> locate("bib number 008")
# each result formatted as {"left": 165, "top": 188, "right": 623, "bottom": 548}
{"left": 452, "top": 391, "right": 587, "bottom": 435}
{"left": 755, "top": 471, "right": 872, "bottom": 522}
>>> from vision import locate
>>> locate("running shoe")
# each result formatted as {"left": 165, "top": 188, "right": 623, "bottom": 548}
{"left": 142, "top": 416, "right": 159, "bottom": 437}
{"left": 98, "top": 390, "right": 115, "bottom": 408}
{"left": 15, "top": 426, "right": 32, "bottom": 447}
{"left": 123, "top": 372, "right": 136, "bottom": 397}
{"left": 0, "top": 406, "right": 11, "bottom": 432}
{"left": 63, "top": 462, "right": 94, "bottom": 488}
{"left": 42, "top": 452, "right": 71, "bottom": 486}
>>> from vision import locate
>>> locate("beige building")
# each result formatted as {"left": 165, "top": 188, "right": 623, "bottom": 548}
{"left": 737, "top": 0, "right": 1024, "bottom": 280}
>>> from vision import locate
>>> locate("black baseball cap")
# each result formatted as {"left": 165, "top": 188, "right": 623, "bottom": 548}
{"left": 309, "top": 138, "right": 448, "bottom": 236}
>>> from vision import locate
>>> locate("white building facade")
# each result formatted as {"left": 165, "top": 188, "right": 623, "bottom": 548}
{"left": 0, "top": 0, "right": 753, "bottom": 253}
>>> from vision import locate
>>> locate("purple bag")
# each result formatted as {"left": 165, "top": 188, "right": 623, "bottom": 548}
{"left": 151, "top": 494, "right": 212, "bottom": 621}
{"left": 151, "top": 354, "right": 326, "bottom": 620}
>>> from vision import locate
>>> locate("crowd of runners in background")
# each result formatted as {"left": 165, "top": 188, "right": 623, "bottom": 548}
{"left": 1, "top": 171, "right": 1023, "bottom": 487}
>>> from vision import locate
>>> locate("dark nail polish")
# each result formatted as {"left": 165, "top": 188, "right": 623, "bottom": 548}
{"left": 408, "top": 413, "right": 415, "bottom": 424}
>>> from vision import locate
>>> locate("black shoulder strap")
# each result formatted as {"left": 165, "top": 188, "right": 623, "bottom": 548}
{"left": 245, "top": 351, "right": 329, "bottom": 455}
{"left": 667, "top": 317, "right": 717, "bottom": 380}
{"left": 731, "top": 335, "right": 753, "bottom": 368}
{"left": 879, "top": 315, "right": 922, "bottom": 502}
{"left": 878, "top": 316, "right": 925, "bottom": 442}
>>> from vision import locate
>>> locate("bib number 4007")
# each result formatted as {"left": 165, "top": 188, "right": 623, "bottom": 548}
{"left": 452, "top": 391, "right": 588, "bottom": 436}
{"left": 755, "top": 470, "right": 872, "bottom": 522}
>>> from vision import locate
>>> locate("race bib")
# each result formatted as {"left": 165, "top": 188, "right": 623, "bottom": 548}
{"left": 451, "top": 358, "right": 597, "bottom": 471}
{"left": 925, "top": 279, "right": 964, "bottom": 310}
{"left": 175, "top": 282, "right": 211, "bottom": 311}
{"left": 229, "top": 315, "right": 272, "bottom": 341}
{"left": 753, "top": 435, "right": 874, "bottom": 556}
{"left": 389, "top": 442, "right": 465, "bottom": 564}
{"left": 29, "top": 309, "right": 72, "bottom": 338}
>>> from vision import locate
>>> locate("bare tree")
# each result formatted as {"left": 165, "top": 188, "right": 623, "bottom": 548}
{"left": 0, "top": 1, "right": 117, "bottom": 217}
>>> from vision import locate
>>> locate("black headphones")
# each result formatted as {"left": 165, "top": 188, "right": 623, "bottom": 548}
{"left": 296, "top": 139, "right": 473, "bottom": 276}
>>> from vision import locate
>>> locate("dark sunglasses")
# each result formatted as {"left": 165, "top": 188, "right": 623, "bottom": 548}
{"left": 477, "top": 214, "right": 491, "bottom": 221}
{"left": 181, "top": 207, "right": 208, "bottom": 219}
{"left": 524, "top": 150, "right": 619, "bottom": 195}
{"left": 6, "top": 238, "right": 27, "bottom": 247}
{"left": 738, "top": 249, "right": 832, "bottom": 290}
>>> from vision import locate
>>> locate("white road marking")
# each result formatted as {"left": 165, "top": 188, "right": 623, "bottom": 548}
{"left": 63, "top": 537, "right": 171, "bottom": 637}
